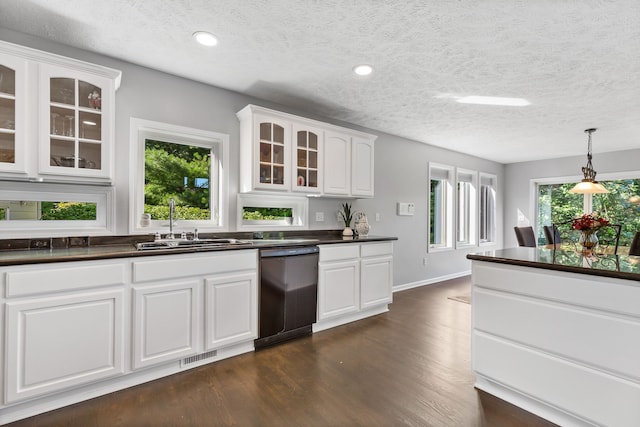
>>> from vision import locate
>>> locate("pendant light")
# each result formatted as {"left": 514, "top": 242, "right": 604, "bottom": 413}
{"left": 569, "top": 128, "right": 609, "bottom": 194}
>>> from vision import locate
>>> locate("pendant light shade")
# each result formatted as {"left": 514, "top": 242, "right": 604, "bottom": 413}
{"left": 569, "top": 128, "right": 609, "bottom": 194}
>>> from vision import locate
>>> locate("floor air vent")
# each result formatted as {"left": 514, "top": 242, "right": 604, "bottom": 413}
{"left": 181, "top": 350, "right": 217, "bottom": 368}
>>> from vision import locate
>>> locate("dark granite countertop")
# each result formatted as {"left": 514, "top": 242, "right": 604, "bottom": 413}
{"left": 0, "top": 231, "right": 397, "bottom": 266}
{"left": 467, "top": 247, "right": 640, "bottom": 282}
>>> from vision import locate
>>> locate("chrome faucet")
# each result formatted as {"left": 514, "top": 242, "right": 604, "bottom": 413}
{"left": 168, "top": 198, "right": 175, "bottom": 239}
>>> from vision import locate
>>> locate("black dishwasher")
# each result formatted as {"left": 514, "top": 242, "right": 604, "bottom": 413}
{"left": 255, "top": 246, "right": 319, "bottom": 349}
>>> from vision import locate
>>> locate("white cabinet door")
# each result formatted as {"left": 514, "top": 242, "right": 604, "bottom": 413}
{"left": 360, "top": 255, "right": 393, "bottom": 309}
{"left": 351, "top": 136, "right": 374, "bottom": 197}
{"left": 0, "top": 51, "right": 27, "bottom": 176}
{"left": 291, "top": 122, "right": 322, "bottom": 194}
{"left": 5, "top": 289, "right": 125, "bottom": 403}
{"left": 205, "top": 271, "right": 258, "bottom": 350}
{"left": 323, "top": 130, "right": 351, "bottom": 195}
{"left": 132, "top": 281, "right": 200, "bottom": 370}
{"left": 38, "top": 63, "right": 114, "bottom": 183}
{"left": 318, "top": 259, "right": 360, "bottom": 320}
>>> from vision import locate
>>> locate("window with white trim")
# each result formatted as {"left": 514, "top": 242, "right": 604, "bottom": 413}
{"left": 429, "top": 163, "right": 454, "bottom": 251}
{"left": 237, "top": 194, "right": 308, "bottom": 231}
{"left": 456, "top": 169, "right": 477, "bottom": 247}
{"left": 129, "top": 118, "right": 229, "bottom": 235}
{"left": 479, "top": 172, "right": 497, "bottom": 245}
{"left": 0, "top": 181, "right": 114, "bottom": 237}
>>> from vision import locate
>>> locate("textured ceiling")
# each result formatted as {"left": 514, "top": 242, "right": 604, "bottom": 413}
{"left": 1, "top": 0, "right": 639, "bottom": 163}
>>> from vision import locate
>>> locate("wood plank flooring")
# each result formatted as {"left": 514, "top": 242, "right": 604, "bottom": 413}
{"left": 7, "top": 276, "right": 557, "bottom": 426}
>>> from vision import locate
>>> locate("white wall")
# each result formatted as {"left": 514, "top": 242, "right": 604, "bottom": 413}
{"left": 0, "top": 27, "right": 504, "bottom": 289}
{"left": 504, "top": 148, "right": 640, "bottom": 248}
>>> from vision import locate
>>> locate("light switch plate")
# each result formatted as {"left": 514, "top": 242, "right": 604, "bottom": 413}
{"left": 397, "top": 202, "right": 415, "bottom": 216}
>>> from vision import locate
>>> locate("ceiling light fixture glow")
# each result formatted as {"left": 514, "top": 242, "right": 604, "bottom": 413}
{"left": 193, "top": 31, "right": 218, "bottom": 47}
{"left": 456, "top": 96, "right": 530, "bottom": 106}
{"left": 353, "top": 65, "right": 373, "bottom": 76}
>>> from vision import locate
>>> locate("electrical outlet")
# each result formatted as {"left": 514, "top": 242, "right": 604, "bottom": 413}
{"left": 315, "top": 212, "right": 325, "bottom": 222}
{"left": 375, "top": 213, "right": 381, "bottom": 222}
{"left": 423, "top": 257, "right": 428, "bottom": 266}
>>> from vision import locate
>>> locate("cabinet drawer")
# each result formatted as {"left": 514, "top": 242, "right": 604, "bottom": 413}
{"left": 133, "top": 250, "right": 258, "bottom": 283}
{"left": 6, "top": 262, "right": 126, "bottom": 297}
{"left": 319, "top": 244, "right": 359, "bottom": 262}
{"left": 360, "top": 242, "right": 393, "bottom": 258}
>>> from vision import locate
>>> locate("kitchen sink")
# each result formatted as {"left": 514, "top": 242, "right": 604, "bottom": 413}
{"left": 135, "top": 238, "right": 249, "bottom": 251}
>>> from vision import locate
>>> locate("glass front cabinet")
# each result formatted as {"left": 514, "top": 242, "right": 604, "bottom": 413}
{"left": 237, "top": 104, "right": 374, "bottom": 197}
{"left": 0, "top": 52, "right": 26, "bottom": 175}
{"left": 0, "top": 40, "right": 120, "bottom": 184}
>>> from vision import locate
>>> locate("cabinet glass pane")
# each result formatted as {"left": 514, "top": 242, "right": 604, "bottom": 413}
{"left": 260, "top": 142, "right": 271, "bottom": 163}
{"left": 79, "top": 142, "right": 100, "bottom": 169}
{"left": 308, "top": 170, "right": 318, "bottom": 188}
{"left": 309, "top": 151, "right": 317, "bottom": 169}
{"left": 0, "top": 133, "right": 15, "bottom": 164}
{"left": 50, "top": 78, "right": 75, "bottom": 106}
{"left": 273, "top": 124, "right": 284, "bottom": 143}
{"left": 309, "top": 132, "right": 317, "bottom": 150}
{"left": 273, "top": 144, "right": 284, "bottom": 165}
{"left": 259, "top": 164, "right": 271, "bottom": 183}
{"left": 273, "top": 165, "right": 284, "bottom": 185}
{"left": 0, "top": 97, "right": 15, "bottom": 130}
{"left": 297, "top": 148, "right": 307, "bottom": 168}
{"left": 50, "top": 138, "right": 75, "bottom": 167}
{"left": 0, "top": 65, "right": 16, "bottom": 95}
{"left": 260, "top": 122, "right": 271, "bottom": 141}
{"left": 297, "top": 131, "right": 307, "bottom": 147}
{"left": 78, "top": 80, "right": 101, "bottom": 110}
{"left": 79, "top": 111, "right": 101, "bottom": 140}
{"left": 50, "top": 106, "right": 75, "bottom": 137}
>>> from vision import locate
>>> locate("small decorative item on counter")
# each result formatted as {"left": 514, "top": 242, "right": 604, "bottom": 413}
{"left": 354, "top": 212, "right": 370, "bottom": 237}
{"left": 88, "top": 89, "right": 101, "bottom": 110}
{"left": 572, "top": 212, "right": 609, "bottom": 252}
{"left": 140, "top": 213, "right": 151, "bottom": 227}
{"left": 339, "top": 202, "right": 354, "bottom": 236}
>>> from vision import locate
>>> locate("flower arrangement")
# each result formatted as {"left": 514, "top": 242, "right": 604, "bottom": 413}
{"left": 571, "top": 213, "right": 609, "bottom": 231}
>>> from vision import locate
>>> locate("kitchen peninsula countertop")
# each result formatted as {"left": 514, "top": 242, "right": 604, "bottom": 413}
{"left": 467, "top": 247, "right": 640, "bottom": 282}
{"left": 0, "top": 232, "right": 397, "bottom": 266}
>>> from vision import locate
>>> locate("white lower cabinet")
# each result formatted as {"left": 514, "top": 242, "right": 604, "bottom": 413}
{"left": 5, "top": 289, "right": 125, "bottom": 403}
{"left": 205, "top": 272, "right": 258, "bottom": 350}
{"left": 1, "top": 249, "right": 258, "bottom": 424}
{"left": 360, "top": 243, "right": 393, "bottom": 309}
{"left": 316, "top": 242, "right": 393, "bottom": 331}
{"left": 132, "top": 281, "right": 200, "bottom": 370}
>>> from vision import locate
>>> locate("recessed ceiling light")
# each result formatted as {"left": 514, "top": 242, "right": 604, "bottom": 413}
{"left": 193, "top": 31, "right": 218, "bottom": 47}
{"left": 353, "top": 65, "right": 373, "bottom": 76}
{"left": 456, "top": 96, "right": 530, "bottom": 106}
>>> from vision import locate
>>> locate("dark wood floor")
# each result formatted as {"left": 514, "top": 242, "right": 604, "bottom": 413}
{"left": 8, "top": 276, "right": 557, "bottom": 427}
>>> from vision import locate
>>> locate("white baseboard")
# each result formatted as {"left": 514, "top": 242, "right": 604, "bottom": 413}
{"left": 392, "top": 270, "right": 471, "bottom": 293}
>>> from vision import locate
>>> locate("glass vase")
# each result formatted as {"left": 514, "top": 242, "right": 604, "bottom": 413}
{"left": 579, "top": 230, "right": 598, "bottom": 252}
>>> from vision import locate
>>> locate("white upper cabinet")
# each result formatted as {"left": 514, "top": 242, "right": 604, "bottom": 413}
{"left": 351, "top": 136, "right": 374, "bottom": 197}
{"left": 237, "top": 104, "right": 376, "bottom": 197}
{"left": 0, "top": 40, "right": 121, "bottom": 184}
{"left": 323, "top": 130, "right": 351, "bottom": 195}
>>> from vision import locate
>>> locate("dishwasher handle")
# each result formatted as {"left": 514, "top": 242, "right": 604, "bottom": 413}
{"left": 259, "top": 246, "right": 319, "bottom": 258}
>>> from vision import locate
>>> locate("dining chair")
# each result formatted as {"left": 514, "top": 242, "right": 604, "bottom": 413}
{"left": 596, "top": 224, "right": 622, "bottom": 255}
{"left": 514, "top": 226, "right": 537, "bottom": 247}
{"left": 543, "top": 225, "right": 561, "bottom": 245}
{"left": 629, "top": 231, "right": 640, "bottom": 256}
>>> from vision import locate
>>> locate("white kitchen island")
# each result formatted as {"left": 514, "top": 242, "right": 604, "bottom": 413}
{"left": 468, "top": 247, "right": 640, "bottom": 427}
